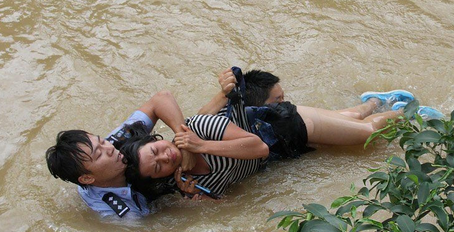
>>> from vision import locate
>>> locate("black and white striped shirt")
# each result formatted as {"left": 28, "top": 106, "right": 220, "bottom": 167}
{"left": 185, "top": 114, "right": 264, "bottom": 196}
{"left": 216, "top": 101, "right": 251, "bottom": 133}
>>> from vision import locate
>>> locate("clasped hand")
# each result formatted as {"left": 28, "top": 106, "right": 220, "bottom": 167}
{"left": 174, "top": 167, "right": 203, "bottom": 200}
{"left": 174, "top": 124, "right": 205, "bottom": 154}
{"left": 219, "top": 68, "right": 237, "bottom": 96}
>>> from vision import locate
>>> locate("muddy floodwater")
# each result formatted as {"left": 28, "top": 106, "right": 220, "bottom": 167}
{"left": 0, "top": 0, "right": 453, "bottom": 231}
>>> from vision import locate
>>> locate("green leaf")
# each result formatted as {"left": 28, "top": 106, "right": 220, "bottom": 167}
{"left": 367, "top": 167, "right": 381, "bottom": 172}
{"left": 303, "top": 204, "right": 329, "bottom": 218}
{"left": 388, "top": 190, "right": 403, "bottom": 204}
{"left": 402, "top": 177, "right": 415, "bottom": 189}
{"left": 331, "top": 196, "right": 354, "bottom": 209}
{"left": 381, "top": 128, "right": 398, "bottom": 141}
{"left": 335, "top": 201, "right": 366, "bottom": 216}
{"left": 391, "top": 205, "right": 414, "bottom": 216}
{"left": 429, "top": 171, "right": 444, "bottom": 183}
{"left": 417, "top": 182, "right": 430, "bottom": 206}
{"left": 429, "top": 182, "right": 445, "bottom": 192}
{"left": 379, "top": 184, "right": 390, "bottom": 200}
{"left": 415, "top": 113, "right": 424, "bottom": 128}
{"left": 399, "top": 136, "right": 411, "bottom": 148}
{"left": 400, "top": 134, "right": 417, "bottom": 148}
{"left": 451, "top": 109, "right": 454, "bottom": 122}
{"left": 421, "top": 163, "right": 436, "bottom": 173}
{"left": 443, "top": 169, "right": 453, "bottom": 182}
{"left": 306, "top": 212, "right": 313, "bottom": 221}
{"left": 390, "top": 156, "right": 406, "bottom": 168}
{"left": 434, "top": 154, "right": 445, "bottom": 166}
{"left": 447, "top": 154, "right": 454, "bottom": 167}
{"left": 364, "top": 125, "right": 392, "bottom": 148}
{"left": 278, "top": 216, "right": 293, "bottom": 229}
{"left": 300, "top": 220, "right": 341, "bottom": 232}
{"left": 415, "top": 223, "right": 440, "bottom": 232}
{"left": 407, "top": 170, "right": 430, "bottom": 182}
{"left": 407, "top": 157, "right": 421, "bottom": 171}
{"left": 406, "top": 148, "right": 430, "bottom": 159}
{"left": 396, "top": 215, "right": 415, "bottom": 232}
{"left": 366, "top": 172, "right": 389, "bottom": 185}
{"left": 414, "top": 131, "right": 442, "bottom": 144}
{"left": 351, "top": 205, "right": 357, "bottom": 218}
{"left": 289, "top": 220, "right": 300, "bottom": 232}
{"left": 381, "top": 202, "right": 394, "bottom": 210}
{"left": 396, "top": 129, "right": 408, "bottom": 138}
{"left": 422, "top": 199, "right": 444, "bottom": 212}
{"left": 276, "top": 217, "right": 286, "bottom": 228}
{"left": 355, "top": 224, "right": 382, "bottom": 231}
{"left": 427, "top": 119, "right": 446, "bottom": 133}
{"left": 429, "top": 206, "right": 448, "bottom": 231}
{"left": 363, "top": 205, "right": 383, "bottom": 218}
{"left": 407, "top": 174, "right": 419, "bottom": 184}
{"left": 404, "top": 100, "right": 419, "bottom": 119}
{"left": 267, "top": 211, "right": 304, "bottom": 222}
{"left": 447, "top": 192, "right": 454, "bottom": 203}
{"left": 324, "top": 215, "right": 348, "bottom": 231}
{"left": 357, "top": 218, "right": 383, "bottom": 229}
{"left": 358, "top": 187, "right": 369, "bottom": 198}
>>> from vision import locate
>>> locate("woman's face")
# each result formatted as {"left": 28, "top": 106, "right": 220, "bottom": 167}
{"left": 138, "top": 140, "right": 182, "bottom": 178}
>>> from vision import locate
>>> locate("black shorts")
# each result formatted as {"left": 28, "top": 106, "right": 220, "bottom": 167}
{"left": 250, "top": 101, "right": 314, "bottom": 160}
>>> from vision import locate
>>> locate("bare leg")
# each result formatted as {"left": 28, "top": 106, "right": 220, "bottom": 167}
{"left": 335, "top": 98, "right": 381, "bottom": 120}
{"left": 297, "top": 105, "right": 402, "bottom": 146}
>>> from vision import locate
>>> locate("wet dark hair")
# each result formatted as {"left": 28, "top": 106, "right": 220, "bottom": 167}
{"left": 243, "top": 70, "right": 280, "bottom": 106}
{"left": 120, "top": 122, "right": 175, "bottom": 200}
{"left": 45, "top": 130, "right": 93, "bottom": 188}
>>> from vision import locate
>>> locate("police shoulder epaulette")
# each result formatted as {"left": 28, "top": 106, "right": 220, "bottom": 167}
{"left": 102, "top": 192, "right": 130, "bottom": 218}
{"left": 106, "top": 127, "right": 132, "bottom": 149}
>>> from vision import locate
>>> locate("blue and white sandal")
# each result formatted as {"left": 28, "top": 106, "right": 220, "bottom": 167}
{"left": 361, "top": 90, "right": 414, "bottom": 104}
{"left": 392, "top": 101, "right": 445, "bottom": 120}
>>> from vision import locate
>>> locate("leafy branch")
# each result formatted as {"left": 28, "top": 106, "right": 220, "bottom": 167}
{"left": 268, "top": 100, "right": 454, "bottom": 232}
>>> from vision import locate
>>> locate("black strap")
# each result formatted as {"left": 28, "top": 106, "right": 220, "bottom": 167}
{"left": 225, "top": 66, "right": 245, "bottom": 118}
{"left": 102, "top": 192, "right": 130, "bottom": 218}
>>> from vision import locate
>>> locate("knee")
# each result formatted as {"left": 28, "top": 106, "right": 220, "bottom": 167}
{"left": 155, "top": 90, "right": 172, "bottom": 98}
{"left": 151, "top": 90, "right": 175, "bottom": 102}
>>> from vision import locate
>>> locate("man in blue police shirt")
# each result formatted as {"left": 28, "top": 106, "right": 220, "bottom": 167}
{"left": 45, "top": 68, "right": 287, "bottom": 218}
{"left": 46, "top": 90, "right": 196, "bottom": 218}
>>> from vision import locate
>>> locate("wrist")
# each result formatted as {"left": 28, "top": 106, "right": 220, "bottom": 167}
{"left": 196, "top": 140, "right": 209, "bottom": 154}
{"left": 199, "top": 140, "right": 218, "bottom": 155}
{"left": 219, "top": 91, "right": 229, "bottom": 99}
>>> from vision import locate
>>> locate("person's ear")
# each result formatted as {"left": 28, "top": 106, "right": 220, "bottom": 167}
{"left": 78, "top": 174, "right": 95, "bottom": 185}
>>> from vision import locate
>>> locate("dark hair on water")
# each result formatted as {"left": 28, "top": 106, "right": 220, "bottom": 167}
{"left": 45, "top": 130, "right": 94, "bottom": 188}
{"left": 243, "top": 70, "right": 280, "bottom": 106}
{"left": 120, "top": 122, "right": 175, "bottom": 200}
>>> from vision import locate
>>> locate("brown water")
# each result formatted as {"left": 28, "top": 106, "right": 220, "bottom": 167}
{"left": 0, "top": 0, "right": 453, "bottom": 231}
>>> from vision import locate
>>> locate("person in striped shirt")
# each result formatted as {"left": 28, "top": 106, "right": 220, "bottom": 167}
{"left": 121, "top": 85, "right": 270, "bottom": 199}
{"left": 121, "top": 67, "right": 420, "bottom": 200}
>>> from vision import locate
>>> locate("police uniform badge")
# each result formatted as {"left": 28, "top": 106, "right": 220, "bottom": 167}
{"left": 102, "top": 192, "right": 130, "bottom": 218}
{"left": 106, "top": 128, "right": 132, "bottom": 149}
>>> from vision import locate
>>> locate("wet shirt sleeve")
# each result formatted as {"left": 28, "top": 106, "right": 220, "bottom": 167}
{"left": 185, "top": 114, "right": 230, "bottom": 141}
